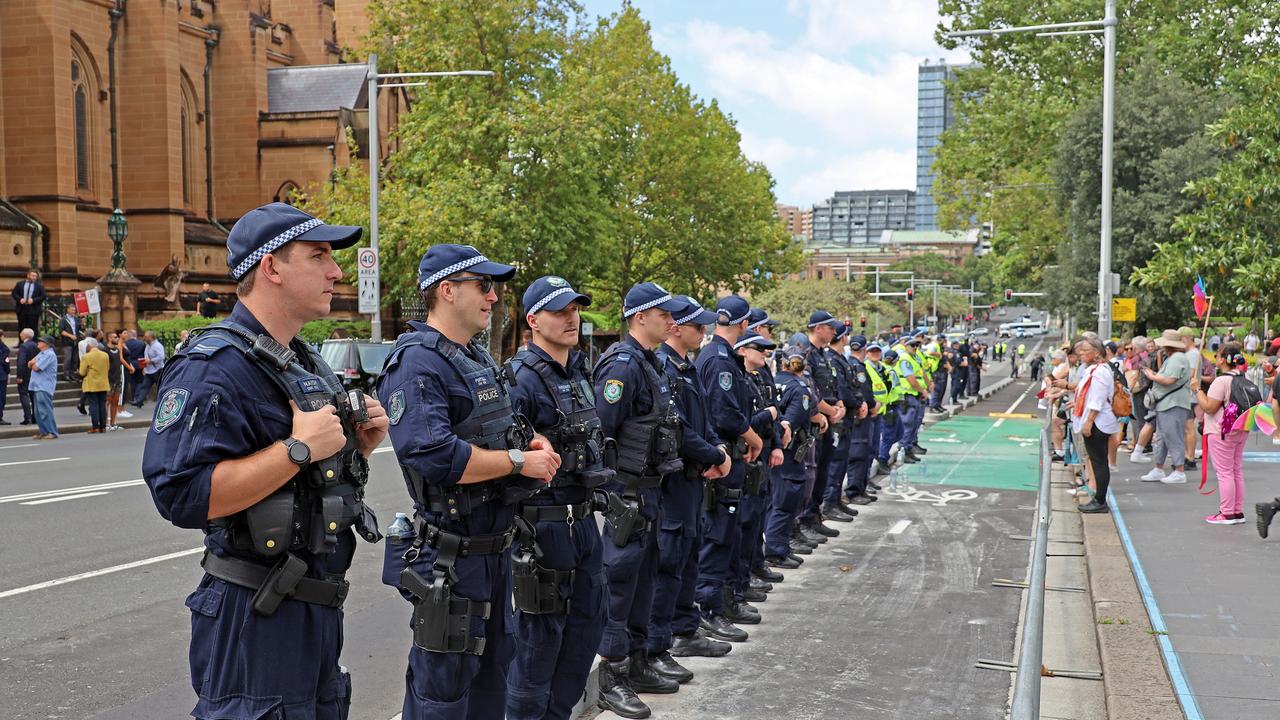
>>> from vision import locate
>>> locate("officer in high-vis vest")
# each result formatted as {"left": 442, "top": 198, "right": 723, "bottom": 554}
{"left": 892, "top": 334, "right": 929, "bottom": 463}
{"left": 142, "top": 203, "right": 389, "bottom": 719}
{"left": 505, "top": 276, "right": 613, "bottom": 720}
{"left": 864, "top": 343, "right": 891, "bottom": 481}
{"left": 378, "top": 244, "right": 562, "bottom": 720}
{"left": 651, "top": 296, "right": 738, "bottom": 664}
{"left": 878, "top": 348, "right": 908, "bottom": 466}
{"left": 593, "top": 282, "right": 687, "bottom": 718}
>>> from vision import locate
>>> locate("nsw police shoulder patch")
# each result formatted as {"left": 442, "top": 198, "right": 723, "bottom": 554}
{"left": 603, "top": 379, "right": 624, "bottom": 403}
{"left": 387, "top": 389, "right": 406, "bottom": 426}
{"left": 718, "top": 371, "right": 733, "bottom": 391}
{"left": 153, "top": 388, "right": 189, "bottom": 433}
{"left": 802, "top": 394, "right": 810, "bottom": 411}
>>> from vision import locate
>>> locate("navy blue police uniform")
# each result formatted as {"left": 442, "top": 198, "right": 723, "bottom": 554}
{"left": 504, "top": 277, "right": 611, "bottom": 720}
{"left": 377, "top": 245, "right": 532, "bottom": 720}
{"left": 142, "top": 202, "right": 373, "bottom": 720}
{"left": 592, "top": 282, "right": 686, "bottom": 701}
{"left": 764, "top": 350, "right": 818, "bottom": 563}
{"left": 744, "top": 309, "right": 785, "bottom": 584}
{"left": 731, "top": 330, "right": 778, "bottom": 603}
{"left": 801, "top": 312, "right": 840, "bottom": 527}
{"left": 693, "top": 296, "right": 755, "bottom": 622}
{"left": 840, "top": 336, "right": 878, "bottom": 503}
{"left": 649, "top": 298, "right": 736, "bottom": 655}
{"left": 821, "top": 324, "right": 857, "bottom": 511}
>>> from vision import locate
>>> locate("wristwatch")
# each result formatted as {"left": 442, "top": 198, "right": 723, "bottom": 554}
{"left": 508, "top": 448, "right": 525, "bottom": 474}
{"left": 283, "top": 437, "right": 311, "bottom": 466}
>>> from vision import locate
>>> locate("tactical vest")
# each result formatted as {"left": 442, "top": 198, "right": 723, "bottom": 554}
{"left": 508, "top": 349, "right": 612, "bottom": 489}
{"left": 382, "top": 327, "right": 540, "bottom": 517}
{"left": 746, "top": 369, "right": 775, "bottom": 441}
{"left": 597, "top": 342, "right": 683, "bottom": 489}
{"left": 805, "top": 344, "right": 837, "bottom": 401}
{"left": 176, "top": 321, "right": 380, "bottom": 559}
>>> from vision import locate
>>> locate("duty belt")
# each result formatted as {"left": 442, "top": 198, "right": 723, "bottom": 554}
{"left": 201, "top": 551, "right": 348, "bottom": 615}
{"left": 520, "top": 500, "right": 595, "bottom": 525}
{"left": 413, "top": 523, "right": 519, "bottom": 560}
{"left": 616, "top": 470, "right": 662, "bottom": 491}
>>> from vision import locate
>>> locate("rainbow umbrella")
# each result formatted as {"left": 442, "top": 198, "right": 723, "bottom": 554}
{"left": 1232, "top": 403, "right": 1277, "bottom": 435}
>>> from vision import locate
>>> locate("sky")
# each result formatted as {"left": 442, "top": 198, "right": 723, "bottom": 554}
{"left": 577, "top": 0, "right": 971, "bottom": 208}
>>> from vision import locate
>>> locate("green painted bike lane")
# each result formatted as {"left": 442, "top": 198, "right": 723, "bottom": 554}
{"left": 895, "top": 415, "right": 1043, "bottom": 492}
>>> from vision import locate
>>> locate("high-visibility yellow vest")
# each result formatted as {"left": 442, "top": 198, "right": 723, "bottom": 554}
{"left": 866, "top": 361, "right": 889, "bottom": 413}
{"left": 893, "top": 345, "right": 926, "bottom": 395}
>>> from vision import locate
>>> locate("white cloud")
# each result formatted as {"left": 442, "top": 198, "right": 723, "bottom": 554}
{"left": 788, "top": 0, "right": 960, "bottom": 58}
{"left": 738, "top": 128, "right": 817, "bottom": 168}
{"left": 785, "top": 148, "right": 917, "bottom": 206}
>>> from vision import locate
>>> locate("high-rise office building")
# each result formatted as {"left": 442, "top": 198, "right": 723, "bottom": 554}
{"left": 915, "top": 59, "right": 967, "bottom": 231}
{"left": 810, "top": 189, "right": 915, "bottom": 246}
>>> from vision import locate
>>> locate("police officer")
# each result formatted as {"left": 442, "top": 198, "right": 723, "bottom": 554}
{"left": 842, "top": 336, "right": 883, "bottom": 503}
{"left": 593, "top": 282, "right": 687, "bottom": 718}
{"left": 505, "top": 276, "right": 611, "bottom": 720}
{"left": 800, "top": 311, "right": 845, "bottom": 540}
{"left": 743, "top": 309, "right": 786, "bottom": 589}
{"left": 732, "top": 330, "right": 782, "bottom": 608}
{"left": 763, "top": 347, "right": 825, "bottom": 569}
{"left": 878, "top": 348, "right": 908, "bottom": 465}
{"left": 892, "top": 334, "right": 928, "bottom": 463}
{"left": 695, "top": 295, "right": 764, "bottom": 630}
{"left": 864, "top": 343, "right": 891, "bottom": 481}
{"left": 821, "top": 321, "right": 866, "bottom": 522}
{"left": 650, "top": 296, "right": 738, "bottom": 662}
{"left": 142, "top": 202, "right": 388, "bottom": 719}
{"left": 378, "top": 245, "right": 562, "bottom": 720}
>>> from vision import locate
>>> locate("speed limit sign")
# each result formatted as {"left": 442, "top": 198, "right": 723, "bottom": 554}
{"left": 357, "top": 248, "right": 378, "bottom": 314}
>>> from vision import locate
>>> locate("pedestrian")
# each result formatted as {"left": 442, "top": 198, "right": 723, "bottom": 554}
{"left": 104, "top": 331, "right": 125, "bottom": 430}
{"left": 120, "top": 329, "right": 142, "bottom": 417}
{"left": 196, "top": 281, "right": 222, "bottom": 318}
{"left": 1029, "top": 353, "right": 1045, "bottom": 382}
{"left": 132, "top": 330, "right": 165, "bottom": 407}
{"left": 1073, "top": 336, "right": 1119, "bottom": 513}
{"left": 0, "top": 329, "right": 9, "bottom": 425}
{"left": 76, "top": 337, "right": 109, "bottom": 432}
{"left": 377, "top": 243, "right": 556, "bottom": 720}
{"left": 28, "top": 335, "right": 58, "bottom": 439}
{"left": 1197, "top": 342, "right": 1253, "bottom": 525}
{"left": 10, "top": 269, "right": 45, "bottom": 335}
{"left": 1139, "top": 329, "right": 1195, "bottom": 485}
{"left": 58, "top": 303, "right": 82, "bottom": 382}
{"left": 504, "top": 276, "right": 613, "bottom": 720}
{"left": 653, "top": 297, "right": 737, "bottom": 668}
{"left": 141, "top": 202, "right": 387, "bottom": 719}
{"left": 15, "top": 328, "right": 37, "bottom": 424}
{"left": 1245, "top": 329, "right": 1261, "bottom": 355}
{"left": 1209, "top": 332, "right": 1222, "bottom": 352}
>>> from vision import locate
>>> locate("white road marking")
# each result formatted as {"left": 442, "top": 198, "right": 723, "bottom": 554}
{"left": 0, "top": 443, "right": 39, "bottom": 451}
{"left": 0, "top": 478, "right": 145, "bottom": 504}
{"left": 0, "top": 456, "right": 68, "bottom": 468}
{"left": 992, "top": 384, "right": 1036, "bottom": 429}
{"left": 0, "top": 546, "right": 204, "bottom": 600}
{"left": 888, "top": 519, "right": 912, "bottom": 535}
{"left": 20, "top": 491, "right": 111, "bottom": 505}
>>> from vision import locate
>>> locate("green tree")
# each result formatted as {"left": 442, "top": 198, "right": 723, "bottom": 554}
{"left": 1137, "top": 55, "right": 1280, "bottom": 323}
{"left": 752, "top": 280, "right": 893, "bottom": 339}
{"left": 1054, "top": 56, "right": 1224, "bottom": 332}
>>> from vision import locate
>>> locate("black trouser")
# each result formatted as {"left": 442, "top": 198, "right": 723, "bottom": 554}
{"left": 17, "top": 383, "right": 33, "bottom": 422}
{"left": 1082, "top": 428, "right": 1113, "bottom": 503}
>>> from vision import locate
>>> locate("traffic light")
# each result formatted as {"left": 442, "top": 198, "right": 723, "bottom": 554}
{"left": 1004, "top": 288, "right": 1013, "bottom": 301}
{"left": 906, "top": 288, "right": 915, "bottom": 301}
{"left": 990, "top": 303, "right": 997, "bottom": 310}
{"left": 965, "top": 314, "right": 973, "bottom": 322}
{"left": 980, "top": 222, "right": 994, "bottom": 241}
{"left": 859, "top": 315, "right": 867, "bottom": 328}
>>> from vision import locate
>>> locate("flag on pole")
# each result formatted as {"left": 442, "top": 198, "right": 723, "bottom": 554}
{"left": 1193, "top": 276, "right": 1209, "bottom": 319}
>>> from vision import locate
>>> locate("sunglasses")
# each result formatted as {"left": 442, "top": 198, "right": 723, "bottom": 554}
{"left": 447, "top": 275, "right": 497, "bottom": 294}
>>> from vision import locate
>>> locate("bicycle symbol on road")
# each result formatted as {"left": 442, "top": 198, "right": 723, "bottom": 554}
{"left": 880, "top": 486, "right": 979, "bottom": 507}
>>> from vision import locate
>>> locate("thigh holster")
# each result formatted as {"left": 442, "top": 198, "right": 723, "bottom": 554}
{"left": 511, "top": 544, "right": 575, "bottom": 615}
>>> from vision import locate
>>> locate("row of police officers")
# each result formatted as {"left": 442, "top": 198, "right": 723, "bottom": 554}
{"left": 142, "top": 203, "right": 937, "bottom": 720}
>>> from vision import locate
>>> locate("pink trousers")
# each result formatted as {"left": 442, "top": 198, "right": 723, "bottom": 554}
{"left": 1207, "top": 432, "right": 1248, "bottom": 516}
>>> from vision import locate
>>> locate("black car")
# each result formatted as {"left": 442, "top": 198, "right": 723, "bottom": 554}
{"left": 319, "top": 339, "right": 394, "bottom": 394}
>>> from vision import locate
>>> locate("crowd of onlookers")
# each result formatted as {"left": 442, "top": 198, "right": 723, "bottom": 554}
{"left": 1040, "top": 324, "right": 1277, "bottom": 527}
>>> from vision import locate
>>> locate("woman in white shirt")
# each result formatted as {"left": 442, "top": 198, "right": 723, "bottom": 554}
{"left": 1073, "top": 336, "right": 1120, "bottom": 513}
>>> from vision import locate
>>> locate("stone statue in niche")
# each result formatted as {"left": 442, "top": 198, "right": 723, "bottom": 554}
{"left": 154, "top": 255, "right": 186, "bottom": 309}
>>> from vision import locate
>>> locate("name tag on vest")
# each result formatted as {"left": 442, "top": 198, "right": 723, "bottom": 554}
{"left": 297, "top": 377, "right": 326, "bottom": 394}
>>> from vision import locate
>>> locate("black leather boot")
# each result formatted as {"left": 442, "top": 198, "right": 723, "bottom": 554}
{"left": 753, "top": 566, "right": 784, "bottom": 583}
{"left": 597, "top": 658, "right": 651, "bottom": 719}
{"left": 629, "top": 650, "right": 679, "bottom": 694}
{"left": 700, "top": 613, "right": 749, "bottom": 642}
{"left": 670, "top": 629, "right": 732, "bottom": 657}
{"left": 649, "top": 651, "right": 694, "bottom": 683}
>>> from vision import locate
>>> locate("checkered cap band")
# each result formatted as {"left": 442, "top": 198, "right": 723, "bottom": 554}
{"left": 623, "top": 292, "right": 674, "bottom": 318}
{"left": 528, "top": 287, "right": 577, "bottom": 315}
{"left": 231, "top": 218, "right": 323, "bottom": 279}
{"left": 718, "top": 308, "right": 749, "bottom": 325}
{"left": 675, "top": 304, "right": 707, "bottom": 325}
{"left": 734, "top": 336, "right": 767, "bottom": 350}
{"left": 747, "top": 318, "right": 767, "bottom": 330}
{"left": 419, "top": 254, "right": 491, "bottom": 290}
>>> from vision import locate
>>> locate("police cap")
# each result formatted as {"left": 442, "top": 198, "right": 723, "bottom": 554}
{"left": 849, "top": 334, "right": 868, "bottom": 351}
{"left": 747, "top": 307, "right": 780, "bottom": 330}
{"left": 734, "top": 330, "right": 776, "bottom": 351}
{"left": 716, "top": 295, "right": 751, "bottom": 325}
{"left": 522, "top": 275, "right": 591, "bottom": 315}
{"left": 808, "top": 310, "right": 834, "bottom": 328}
{"left": 622, "top": 282, "right": 684, "bottom": 318}
{"left": 672, "top": 296, "right": 718, "bottom": 326}
{"left": 226, "top": 202, "right": 362, "bottom": 280}
{"left": 418, "top": 244, "right": 517, "bottom": 290}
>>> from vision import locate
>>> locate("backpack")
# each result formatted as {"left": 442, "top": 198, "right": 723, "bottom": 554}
{"left": 1228, "top": 373, "right": 1263, "bottom": 415}
{"left": 1106, "top": 362, "right": 1133, "bottom": 418}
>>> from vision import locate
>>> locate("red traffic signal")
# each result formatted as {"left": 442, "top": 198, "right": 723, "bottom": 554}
{"left": 1004, "top": 288, "right": 1013, "bottom": 301}
{"left": 906, "top": 288, "right": 915, "bottom": 300}
{"left": 859, "top": 316, "right": 867, "bottom": 328}
{"left": 990, "top": 303, "right": 997, "bottom": 310}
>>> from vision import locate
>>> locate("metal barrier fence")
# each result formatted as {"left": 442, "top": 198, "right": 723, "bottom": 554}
{"left": 1010, "top": 410, "right": 1055, "bottom": 718}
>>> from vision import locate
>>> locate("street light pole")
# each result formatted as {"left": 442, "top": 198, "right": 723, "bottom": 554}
{"left": 1098, "top": 0, "right": 1117, "bottom": 340}
{"left": 365, "top": 56, "right": 495, "bottom": 342}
